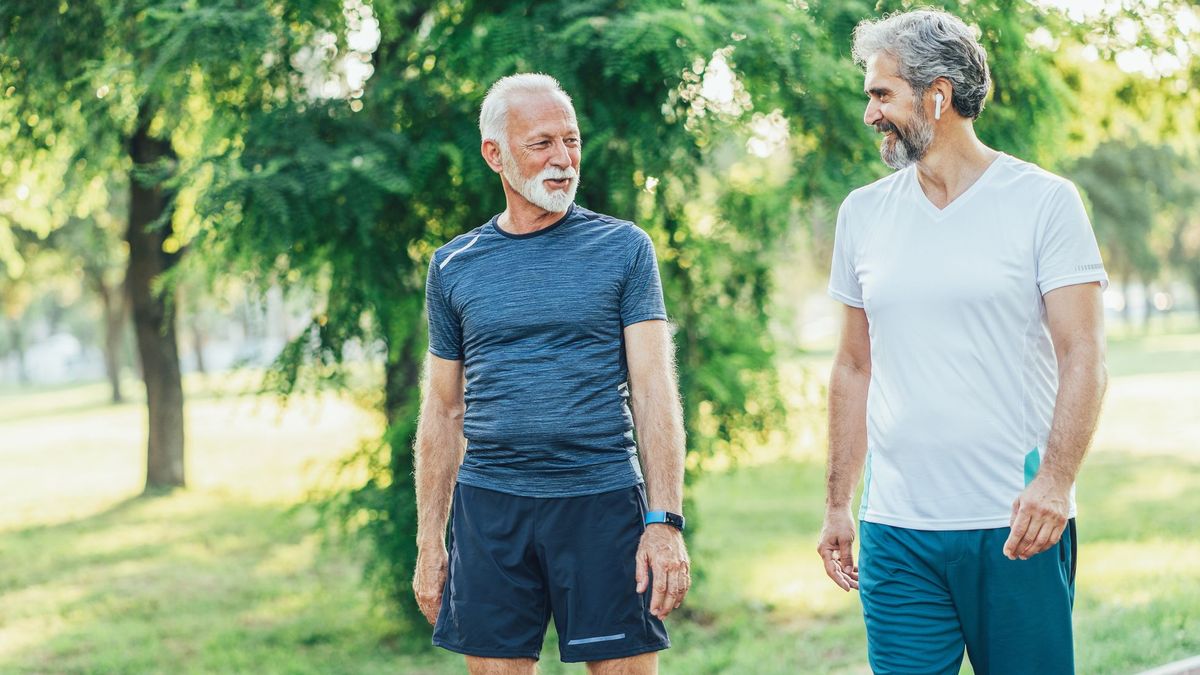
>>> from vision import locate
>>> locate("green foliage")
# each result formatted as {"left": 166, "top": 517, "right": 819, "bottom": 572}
{"left": 1070, "top": 140, "right": 1182, "bottom": 284}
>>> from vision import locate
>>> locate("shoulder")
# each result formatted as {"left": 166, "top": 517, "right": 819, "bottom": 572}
{"left": 836, "top": 169, "right": 910, "bottom": 243}
{"left": 571, "top": 205, "right": 653, "bottom": 248}
{"left": 841, "top": 168, "right": 910, "bottom": 214}
{"left": 432, "top": 222, "right": 491, "bottom": 270}
{"left": 989, "top": 154, "right": 1079, "bottom": 199}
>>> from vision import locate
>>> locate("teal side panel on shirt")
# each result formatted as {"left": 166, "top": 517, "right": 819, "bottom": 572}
{"left": 1024, "top": 447, "right": 1041, "bottom": 485}
{"left": 859, "top": 451, "right": 873, "bottom": 520}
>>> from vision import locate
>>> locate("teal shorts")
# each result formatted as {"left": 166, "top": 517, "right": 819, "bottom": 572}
{"left": 858, "top": 519, "right": 1076, "bottom": 675}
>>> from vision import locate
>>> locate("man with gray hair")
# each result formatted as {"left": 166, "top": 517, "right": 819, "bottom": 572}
{"left": 412, "top": 72, "right": 690, "bottom": 674}
{"left": 818, "top": 9, "right": 1108, "bottom": 673}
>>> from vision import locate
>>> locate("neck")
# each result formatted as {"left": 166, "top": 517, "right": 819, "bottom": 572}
{"left": 913, "top": 122, "right": 1000, "bottom": 207}
{"left": 498, "top": 183, "right": 569, "bottom": 235}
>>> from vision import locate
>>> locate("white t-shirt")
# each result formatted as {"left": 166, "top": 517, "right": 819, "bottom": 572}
{"left": 828, "top": 153, "right": 1108, "bottom": 530}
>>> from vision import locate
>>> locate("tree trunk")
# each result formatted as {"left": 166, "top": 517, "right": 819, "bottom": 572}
{"left": 182, "top": 291, "right": 207, "bottom": 375}
{"left": 126, "top": 103, "right": 186, "bottom": 491}
{"left": 92, "top": 274, "right": 126, "bottom": 404}
{"left": 1120, "top": 273, "right": 1133, "bottom": 327}
{"left": 7, "top": 318, "right": 29, "bottom": 386}
{"left": 191, "top": 318, "right": 207, "bottom": 375}
{"left": 1192, "top": 273, "right": 1200, "bottom": 322}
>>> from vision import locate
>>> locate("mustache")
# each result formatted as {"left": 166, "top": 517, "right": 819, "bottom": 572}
{"left": 875, "top": 121, "right": 898, "bottom": 135}
{"left": 539, "top": 167, "right": 577, "bottom": 180}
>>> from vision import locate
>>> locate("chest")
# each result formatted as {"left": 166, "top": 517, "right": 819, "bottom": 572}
{"left": 856, "top": 204, "right": 1039, "bottom": 314}
{"left": 447, "top": 242, "right": 627, "bottom": 341}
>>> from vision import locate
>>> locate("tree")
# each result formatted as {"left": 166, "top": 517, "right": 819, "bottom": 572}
{"left": 1165, "top": 154, "right": 1200, "bottom": 319}
{"left": 49, "top": 208, "right": 131, "bottom": 404}
{"left": 0, "top": 0, "right": 335, "bottom": 490}
{"left": 1071, "top": 140, "right": 1177, "bottom": 319}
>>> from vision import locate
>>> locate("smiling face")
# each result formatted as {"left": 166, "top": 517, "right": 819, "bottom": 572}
{"left": 498, "top": 91, "right": 582, "bottom": 213}
{"left": 863, "top": 52, "right": 934, "bottom": 170}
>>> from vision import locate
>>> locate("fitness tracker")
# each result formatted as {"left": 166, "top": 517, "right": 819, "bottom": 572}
{"left": 644, "top": 510, "right": 686, "bottom": 531}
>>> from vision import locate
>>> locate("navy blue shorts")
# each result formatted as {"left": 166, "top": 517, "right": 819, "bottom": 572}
{"left": 432, "top": 483, "right": 670, "bottom": 663}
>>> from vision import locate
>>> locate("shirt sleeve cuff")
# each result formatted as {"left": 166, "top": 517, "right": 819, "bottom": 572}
{"left": 827, "top": 287, "right": 865, "bottom": 309}
{"left": 620, "top": 312, "right": 669, "bottom": 327}
{"left": 1039, "top": 272, "right": 1109, "bottom": 295}
{"left": 428, "top": 346, "right": 463, "bottom": 361}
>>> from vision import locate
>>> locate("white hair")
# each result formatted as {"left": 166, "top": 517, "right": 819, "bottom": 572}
{"left": 478, "top": 73, "right": 574, "bottom": 147}
{"left": 852, "top": 9, "right": 991, "bottom": 119}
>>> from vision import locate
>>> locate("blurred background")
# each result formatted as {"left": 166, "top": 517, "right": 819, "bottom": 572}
{"left": 1, "top": 1, "right": 1197, "bottom": 673}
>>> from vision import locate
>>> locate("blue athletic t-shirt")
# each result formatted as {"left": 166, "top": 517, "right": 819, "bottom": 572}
{"left": 425, "top": 204, "right": 668, "bottom": 498}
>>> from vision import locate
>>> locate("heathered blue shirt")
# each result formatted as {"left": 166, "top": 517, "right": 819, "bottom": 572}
{"left": 425, "top": 204, "right": 668, "bottom": 498}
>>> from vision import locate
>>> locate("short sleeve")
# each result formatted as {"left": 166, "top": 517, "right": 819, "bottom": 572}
{"left": 425, "top": 258, "right": 463, "bottom": 360}
{"left": 828, "top": 199, "right": 864, "bottom": 308}
{"left": 1036, "top": 182, "right": 1109, "bottom": 295}
{"left": 620, "top": 229, "right": 668, "bottom": 327}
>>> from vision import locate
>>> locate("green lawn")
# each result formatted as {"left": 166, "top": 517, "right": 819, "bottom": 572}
{"left": 0, "top": 328, "right": 1197, "bottom": 674}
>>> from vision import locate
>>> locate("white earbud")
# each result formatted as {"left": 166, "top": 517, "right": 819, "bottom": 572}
{"left": 934, "top": 92, "right": 944, "bottom": 120}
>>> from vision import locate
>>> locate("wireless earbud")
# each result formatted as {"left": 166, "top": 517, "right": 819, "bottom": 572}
{"left": 934, "top": 92, "right": 944, "bottom": 120}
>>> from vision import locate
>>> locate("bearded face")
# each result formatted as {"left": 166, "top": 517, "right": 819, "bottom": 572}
{"left": 862, "top": 52, "right": 938, "bottom": 171}
{"left": 499, "top": 143, "right": 580, "bottom": 213}
{"left": 874, "top": 97, "right": 935, "bottom": 170}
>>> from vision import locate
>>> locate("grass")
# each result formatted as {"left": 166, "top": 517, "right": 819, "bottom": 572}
{"left": 0, "top": 326, "right": 1197, "bottom": 673}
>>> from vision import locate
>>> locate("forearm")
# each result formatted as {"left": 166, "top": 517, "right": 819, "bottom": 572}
{"left": 631, "top": 373, "right": 686, "bottom": 514}
{"left": 414, "top": 404, "right": 465, "bottom": 549}
{"left": 826, "top": 361, "right": 870, "bottom": 509}
{"left": 1039, "top": 346, "right": 1107, "bottom": 487}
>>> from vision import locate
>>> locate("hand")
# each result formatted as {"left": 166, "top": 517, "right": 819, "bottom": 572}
{"left": 412, "top": 544, "right": 448, "bottom": 625}
{"left": 817, "top": 506, "right": 859, "bottom": 591}
{"left": 1003, "top": 474, "right": 1071, "bottom": 560}
{"left": 635, "top": 524, "right": 690, "bottom": 620}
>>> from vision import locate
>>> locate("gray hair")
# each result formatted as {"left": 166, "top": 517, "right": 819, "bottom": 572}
{"left": 852, "top": 9, "right": 991, "bottom": 119}
{"left": 479, "top": 73, "right": 574, "bottom": 147}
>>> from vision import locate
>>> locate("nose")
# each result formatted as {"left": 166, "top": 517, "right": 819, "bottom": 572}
{"left": 864, "top": 99, "right": 882, "bottom": 127}
{"left": 549, "top": 138, "right": 571, "bottom": 168}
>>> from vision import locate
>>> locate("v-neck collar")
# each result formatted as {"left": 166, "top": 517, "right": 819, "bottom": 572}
{"left": 909, "top": 153, "right": 1007, "bottom": 221}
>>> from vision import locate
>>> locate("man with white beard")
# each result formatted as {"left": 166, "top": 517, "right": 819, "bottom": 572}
{"left": 818, "top": 9, "right": 1108, "bottom": 674}
{"left": 411, "top": 73, "right": 690, "bottom": 675}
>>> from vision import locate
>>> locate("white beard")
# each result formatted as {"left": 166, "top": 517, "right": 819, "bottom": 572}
{"left": 501, "top": 147, "right": 579, "bottom": 213}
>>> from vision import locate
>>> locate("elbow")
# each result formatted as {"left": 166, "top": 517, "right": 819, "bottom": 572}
{"left": 444, "top": 402, "right": 465, "bottom": 425}
{"left": 831, "top": 358, "right": 870, "bottom": 385}
{"left": 421, "top": 397, "right": 465, "bottom": 427}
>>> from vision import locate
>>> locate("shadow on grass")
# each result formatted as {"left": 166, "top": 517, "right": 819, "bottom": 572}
{"left": 0, "top": 491, "right": 455, "bottom": 675}
{"left": 0, "top": 396, "right": 138, "bottom": 425}
{"left": 0, "top": 373, "right": 274, "bottom": 426}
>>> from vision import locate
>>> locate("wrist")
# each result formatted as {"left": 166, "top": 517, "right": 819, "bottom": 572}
{"left": 644, "top": 510, "right": 685, "bottom": 531}
{"left": 1033, "top": 464, "right": 1075, "bottom": 491}
{"left": 416, "top": 536, "right": 447, "bottom": 552}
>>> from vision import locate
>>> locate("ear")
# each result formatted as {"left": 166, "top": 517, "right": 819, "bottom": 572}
{"left": 931, "top": 78, "right": 953, "bottom": 118}
{"left": 481, "top": 139, "right": 504, "bottom": 175}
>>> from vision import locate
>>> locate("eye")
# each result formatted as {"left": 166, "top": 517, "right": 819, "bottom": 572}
{"left": 532, "top": 140, "right": 551, "bottom": 149}
{"left": 564, "top": 137, "right": 580, "bottom": 147}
